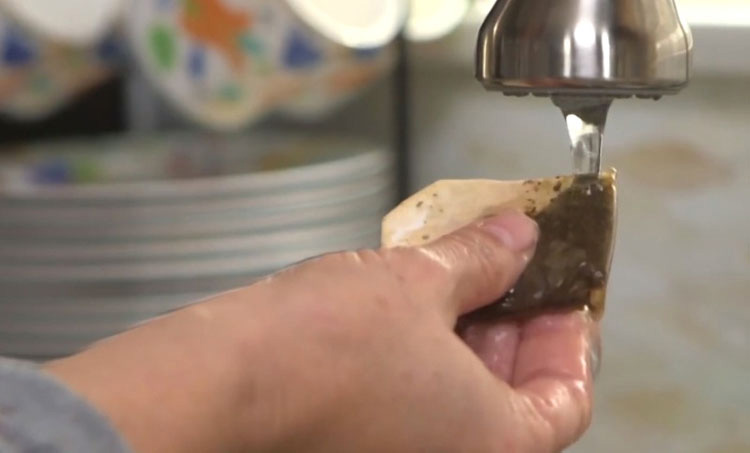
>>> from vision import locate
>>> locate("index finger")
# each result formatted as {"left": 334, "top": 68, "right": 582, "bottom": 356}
{"left": 509, "top": 311, "right": 598, "bottom": 452}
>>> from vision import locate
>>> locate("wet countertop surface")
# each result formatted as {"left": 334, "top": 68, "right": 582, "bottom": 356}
{"left": 405, "top": 70, "right": 750, "bottom": 452}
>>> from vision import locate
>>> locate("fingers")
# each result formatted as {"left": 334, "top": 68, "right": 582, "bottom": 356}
{"left": 461, "top": 321, "right": 520, "bottom": 382}
{"left": 394, "top": 211, "right": 538, "bottom": 320}
{"left": 507, "top": 311, "right": 597, "bottom": 452}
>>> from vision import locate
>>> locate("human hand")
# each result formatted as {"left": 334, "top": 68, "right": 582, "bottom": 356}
{"left": 46, "top": 211, "right": 598, "bottom": 453}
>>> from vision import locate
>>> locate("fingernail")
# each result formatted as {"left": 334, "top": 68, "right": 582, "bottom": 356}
{"left": 481, "top": 211, "right": 539, "bottom": 253}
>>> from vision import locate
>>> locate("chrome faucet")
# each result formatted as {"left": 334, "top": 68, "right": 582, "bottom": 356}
{"left": 476, "top": 0, "right": 693, "bottom": 100}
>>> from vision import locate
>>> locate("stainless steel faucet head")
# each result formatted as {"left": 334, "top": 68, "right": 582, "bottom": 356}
{"left": 476, "top": 0, "right": 693, "bottom": 99}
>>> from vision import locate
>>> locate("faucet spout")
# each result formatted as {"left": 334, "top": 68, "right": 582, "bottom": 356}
{"left": 476, "top": 0, "right": 693, "bottom": 99}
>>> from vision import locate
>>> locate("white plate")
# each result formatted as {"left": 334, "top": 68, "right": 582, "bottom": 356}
{"left": 0, "top": 132, "right": 393, "bottom": 201}
{"left": 0, "top": 185, "right": 396, "bottom": 241}
{"left": 0, "top": 168, "right": 394, "bottom": 226}
{"left": 0, "top": 209, "right": 387, "bottom": 263}
{"left": 0, "top": 160, "right": 393, "bottom": 218}
{"left": 0, "top": 226, "right": 381, "bottom": 282}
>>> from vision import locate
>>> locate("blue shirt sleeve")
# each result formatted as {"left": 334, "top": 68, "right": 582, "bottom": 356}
{"left": 0, "top": 358, "right": 131, "bottom": 453}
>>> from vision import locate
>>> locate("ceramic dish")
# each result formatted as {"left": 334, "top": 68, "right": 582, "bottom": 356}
{"left": 0, "top": 14, "right": 122, "bottom": 119}
{"left": 0, "top": 132, "right": 393, "bottom": 200}
{"left": 0, "top": 185, "right": 395, "bottom": 241}
{"left": 405, "top": 0, "right": 473, "bottom": 42}
{"left": 125, "top": 0, "right": 404, "bottom": 130}
{"left": 0, "top": 213, "right": 386, "bottom": 263}
{"left": 0, "top": 222, "right": 381, "bottom": 281}
{"left": 0, "top": 169, "right": 393, "bottom": 224}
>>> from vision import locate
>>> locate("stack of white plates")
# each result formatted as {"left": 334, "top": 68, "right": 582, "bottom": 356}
{"left": 0, "top": 131, "right": 396, "bottom": 359}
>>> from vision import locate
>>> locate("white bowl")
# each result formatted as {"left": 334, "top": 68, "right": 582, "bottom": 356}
{"left": 0, "top": 0, "right": 124, "bottom": 45}
{"left": 405, "top": 0, "right": 472, "bottom": 42}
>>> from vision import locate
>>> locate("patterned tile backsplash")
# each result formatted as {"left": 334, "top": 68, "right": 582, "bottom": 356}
{"left": 408, "top": 69, "right": 750, "bottom": 452}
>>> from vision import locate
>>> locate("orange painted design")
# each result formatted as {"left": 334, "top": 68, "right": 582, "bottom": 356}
{"left": 180, "top": 0, "right": 252, "bottom": 70}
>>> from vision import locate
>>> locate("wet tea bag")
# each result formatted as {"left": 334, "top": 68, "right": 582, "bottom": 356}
{"left": 382, "top": 170, "right": 617, "bottom": 322}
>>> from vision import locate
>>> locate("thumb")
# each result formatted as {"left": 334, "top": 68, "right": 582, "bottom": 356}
{"left": 391, "top": 210, "right": 538, "bottom": 320}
